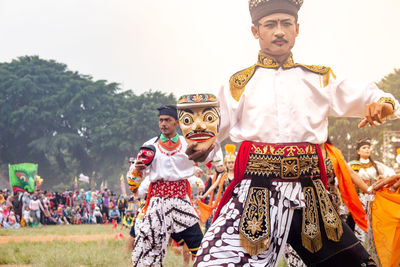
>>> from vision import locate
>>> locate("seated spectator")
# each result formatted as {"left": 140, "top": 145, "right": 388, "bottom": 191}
{"left": 72, "top": 206, "right": 82, "bottom": 224}
{"left": 64, "top": 207, "right": 72, "bottom": 224}
{"left": 93, "top": 206, "right": 103, "bottom": 224}
{"left": 56, "top": 207, "right": 69, "bottom": 225}
{"left": 47, "top": 208, "right": 60, "bottom": 225}
{"left": 3, "top": 210, "right": 20, "bottom": 229}
{"left": 81, "top": 210, "right": 89, "bottom": 224}
{"left": 88, "top": 211, "right": 96, "bottom": 224}
{"left": 2, "top": 206, "right": 10, "bottom": 222}
{"left": 108, "top": 206, "right": 121, "bottom": 223}
{"left": 122, "top": 210, "right": 134, "bottom": 228}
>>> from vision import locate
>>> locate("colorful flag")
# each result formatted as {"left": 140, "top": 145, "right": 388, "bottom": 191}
{"left": 35, "top": 175, "right": 43, "bottom": 191}
{"left": 74, "top": 176, "right": 78, "bottom": 192}
{"left": 78, "top": 173, "right": 90, "bottom": 183}
{"left": 9, "top": 163, "right": 38, "bottom": 193}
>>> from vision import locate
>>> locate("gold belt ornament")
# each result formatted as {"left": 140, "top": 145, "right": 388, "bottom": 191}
{"left": 301, "top": 179, "right": 343, "bottom": 253}
{"left": 245, "top": 153, "right": 320, "bottom": 180}
{"left": 239, "top": 186, "right": 270, "bottom": 256}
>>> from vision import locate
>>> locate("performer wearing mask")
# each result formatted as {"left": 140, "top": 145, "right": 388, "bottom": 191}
{"left": 129, "top": 105, "right": 203, "bottom": 266}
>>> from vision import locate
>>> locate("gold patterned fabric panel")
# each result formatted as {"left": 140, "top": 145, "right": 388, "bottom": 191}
{"left": 245, "top": 143, "right": 320, "bottom": 179}
{"left": 229, "top": 65, "right": 256, "bottom": 102}
{"left": 312, "top": 179, "right": 343, "bottom": 242}
{"left": 257, "top": 51, "right": 331, "bottom": 75}
{"left": 239, "top": 186, "right": 270, "bottom": 256}
{"left": 301, "top": 186, "right": 322, "bottom": 253}
{"left": 257, "top": 52, "right": 281, "bottom": 68}
{"left": 245, "top": 154, "right": 320, "bottom": 179}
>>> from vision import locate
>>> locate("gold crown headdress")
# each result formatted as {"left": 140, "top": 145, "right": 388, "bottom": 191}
{"left": 224, "top": 144, "right": 237, "bottom": 162}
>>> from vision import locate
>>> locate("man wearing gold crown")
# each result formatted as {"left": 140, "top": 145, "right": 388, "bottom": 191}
{"left": 188, "top": 0, "right": 400, "bottom": 266}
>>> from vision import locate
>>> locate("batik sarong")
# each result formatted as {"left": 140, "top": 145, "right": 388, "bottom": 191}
{"left": 132, "top": 180, "right": 202, "bottom": 267}
{"left": 195, "top": 178, "right": 302, "bottom": 266}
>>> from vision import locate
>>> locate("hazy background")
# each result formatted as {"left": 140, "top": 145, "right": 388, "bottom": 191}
{"left": 1, "top": 0, "right": 399, "bottom": 97}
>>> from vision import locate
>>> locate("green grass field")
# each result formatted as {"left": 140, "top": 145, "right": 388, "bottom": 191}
{"left": 0, "top": 224, "right": 287, "bottom": 267}
{"left": 0, "top": 224, "right": 190, "bottom": 267}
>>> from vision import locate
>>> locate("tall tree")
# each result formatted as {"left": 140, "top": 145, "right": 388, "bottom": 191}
{"left": 0, "top": 56, "right": 175, "bottom": 190}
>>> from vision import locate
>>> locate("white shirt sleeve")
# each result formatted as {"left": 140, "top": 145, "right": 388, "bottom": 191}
{"left": 137, "top": 176, "right": 151, "bottom": 199}
{"left": 328, "top": 77, "right": 400, "bottom": 119}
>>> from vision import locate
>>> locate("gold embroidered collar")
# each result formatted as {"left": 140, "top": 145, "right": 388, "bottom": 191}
{"left": 229, "top": 51, "right": 335, "bottom": 102}
{"left": 256, "top": 51, "right": 295, "bottom": 69}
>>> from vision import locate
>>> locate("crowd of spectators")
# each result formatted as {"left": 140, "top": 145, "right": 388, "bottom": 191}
{"left": 0, "top": 165, "right": 211, "bottom": 230}
{"left": 0, "top": 187, "right": 138, "bottom": 229}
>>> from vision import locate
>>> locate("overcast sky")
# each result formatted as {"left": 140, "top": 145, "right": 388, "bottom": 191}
{"left": 1, "top": 0, "right": 400, "bottom": 98}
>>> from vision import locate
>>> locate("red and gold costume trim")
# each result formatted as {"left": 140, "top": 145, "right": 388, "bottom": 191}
{"left": 245, "top": 143, "right": 320, "bottom": 180}
{"left": 142, "top": 179, "right": 192, "bottom": 215}
{"left": 150, "top": 180, "right": 188, "bottom": 198}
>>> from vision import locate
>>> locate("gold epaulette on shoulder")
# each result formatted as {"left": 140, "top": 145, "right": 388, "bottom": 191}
{"left": 296, "top": 64, "right": 336, "bottom": 87}
{"left": 229, "top": 65, "right": 256, "bottom": 101}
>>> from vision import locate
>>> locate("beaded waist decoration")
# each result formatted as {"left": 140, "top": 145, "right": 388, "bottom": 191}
{"left": 150, "top": 180, "right": 187, "bottom": 198}
{"left": 244, "top": 142, "right": 320, "bottom": 181}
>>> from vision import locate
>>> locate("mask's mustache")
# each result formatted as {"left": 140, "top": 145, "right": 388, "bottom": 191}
{"left": 185, "top": 130, "right": 215, "bottom": 137}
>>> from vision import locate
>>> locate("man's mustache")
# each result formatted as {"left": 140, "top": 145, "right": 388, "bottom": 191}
{"left": 272, "top": 37, "right": 288, "bottom": 43}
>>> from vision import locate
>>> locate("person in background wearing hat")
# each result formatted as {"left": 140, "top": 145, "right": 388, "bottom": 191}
{"left": 348, "top": 138, "right": 395, "bottom": 243}
{"left": 129, "top": 105, "right": 203, "bottom": 266}
{"left": 189, "top": 0, "right": 400, "bottom": 266}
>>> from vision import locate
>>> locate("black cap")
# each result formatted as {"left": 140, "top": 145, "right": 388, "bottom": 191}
{"left": 157, "top": 105, "right": 178, "bottom": 120}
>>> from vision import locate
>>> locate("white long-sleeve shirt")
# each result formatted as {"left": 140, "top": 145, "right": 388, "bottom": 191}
{"left": 216, "top": 65, "right": 399, "bottom": 145}
{"left": 141, "top": 136, "right": 195, "bottom": 182}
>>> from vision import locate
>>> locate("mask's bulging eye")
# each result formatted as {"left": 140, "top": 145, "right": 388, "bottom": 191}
{"left": 204, "top": 112, "right": 217, "bottom": 123}
{"left": 182, "top": 114, "right": 193, "bottom": 125}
